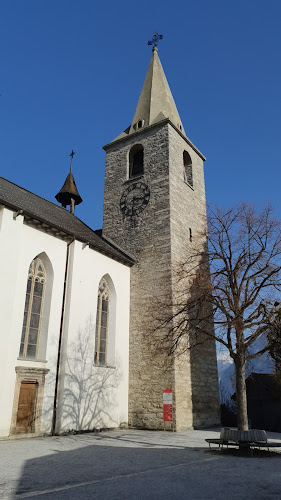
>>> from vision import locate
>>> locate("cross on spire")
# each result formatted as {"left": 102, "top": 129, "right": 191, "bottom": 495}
{"left": 147, "top": 32, "right": 163, "bottom": 50}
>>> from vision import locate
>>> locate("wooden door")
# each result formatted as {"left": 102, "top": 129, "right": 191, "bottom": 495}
{"left": 16, "top": 382, "right": 37, "bottom": 434}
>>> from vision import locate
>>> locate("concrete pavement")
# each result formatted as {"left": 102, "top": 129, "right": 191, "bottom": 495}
{"left": 1, "top": 428, "right": 281, "bottom": 499}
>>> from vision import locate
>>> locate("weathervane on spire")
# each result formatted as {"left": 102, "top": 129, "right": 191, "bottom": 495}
{"left": 147, "top": 32, "right": 163, "bottom": 50}
{"left": 69, "top": 149, "right": 75, "bottom": 174}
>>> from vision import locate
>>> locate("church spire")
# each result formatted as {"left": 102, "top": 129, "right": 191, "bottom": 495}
{"left": 128, "top": 42, "right": 185, "bottom": 137}
{"left": 55, "top": 150, "right": 82, "bottom": 214}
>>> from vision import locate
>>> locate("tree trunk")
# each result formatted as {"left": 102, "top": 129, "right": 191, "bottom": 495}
{"left": 235, "top": 354, "right": 248, "bottom": 430}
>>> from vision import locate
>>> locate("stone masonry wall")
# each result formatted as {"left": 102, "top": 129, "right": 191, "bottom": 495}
{"left": 103, "top": 122, "right": 220, "bottom": 429}
{"left": 103, "top": 124, "right": 176, "bottom": 429}
{"left": 168, "top": 126, "right": 220, "bottom": 427}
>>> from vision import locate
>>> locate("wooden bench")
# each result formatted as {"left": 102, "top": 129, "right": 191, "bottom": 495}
{"left": 206, "top": 428, "right": 281, "bottom": 452}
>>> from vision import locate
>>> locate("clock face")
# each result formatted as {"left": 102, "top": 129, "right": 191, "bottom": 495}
{"left": 120, "top": 181, "right": 150, "bottom": 217}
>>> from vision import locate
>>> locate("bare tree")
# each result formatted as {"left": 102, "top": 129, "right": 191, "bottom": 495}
{"left": 153, "top": 203, "right": 281, "bottom": 430}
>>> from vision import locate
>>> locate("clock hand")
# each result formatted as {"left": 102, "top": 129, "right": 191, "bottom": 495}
{"left": 132, "top": 196, "right": 140, "bottom": 206}
{"left": 133, "top": 196, "right": 143, "bottom": 203}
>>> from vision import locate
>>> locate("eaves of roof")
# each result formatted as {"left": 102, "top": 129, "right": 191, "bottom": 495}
{"left": 0, "top": 177, "right": 135, "bottom": 267}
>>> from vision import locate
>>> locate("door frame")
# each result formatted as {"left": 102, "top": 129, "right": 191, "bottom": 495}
{"left": 16, "top": 380, "right": 38, "bottom": 434}
{"left": 10, "top": 366, "right": 49, "bottom": 435}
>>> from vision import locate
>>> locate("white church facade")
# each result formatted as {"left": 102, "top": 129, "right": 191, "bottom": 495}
{"left": 0, "top": 180, "right": 132, "bottom": 437}
{"left": 0, "top": 46, "right": 219, "bottom": 438}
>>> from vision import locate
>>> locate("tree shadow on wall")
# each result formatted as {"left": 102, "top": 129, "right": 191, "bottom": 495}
{"left": 148, "top": 245, "right": 220, "bottom": 428}
{"left": 59, "top": 318, "right": 123, "bottom": 433}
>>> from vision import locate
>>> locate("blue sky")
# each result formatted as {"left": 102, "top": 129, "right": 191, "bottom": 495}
{"left": 1, "top": 0, "right": 281, "bottom": 229}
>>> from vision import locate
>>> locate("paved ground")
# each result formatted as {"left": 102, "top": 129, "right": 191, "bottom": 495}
{"left": 1, "top": 428, "right": 281, "bottom": 499}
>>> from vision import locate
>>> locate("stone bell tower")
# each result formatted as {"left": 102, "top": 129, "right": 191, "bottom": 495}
{"left": 102, "top": 43, "right": 220, "bottom": 430}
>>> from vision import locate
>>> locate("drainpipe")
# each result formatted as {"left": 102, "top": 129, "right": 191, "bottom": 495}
{"left": 52, "top": 238, "right": 74, "bottom": 435}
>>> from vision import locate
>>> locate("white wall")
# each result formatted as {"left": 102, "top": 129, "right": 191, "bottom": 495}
{"left": 0, "top": 206, "right": 130, "bottom": 437}
{"left": 0, "top": 207, "right": 67, "bottom": 436}
{"left": 55, "top": 240, "right": 130, "bottom": 433}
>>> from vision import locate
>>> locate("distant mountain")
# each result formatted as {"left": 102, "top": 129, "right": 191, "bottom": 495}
{"left": 217, "top": 342, "right": 275, "bottom": 404}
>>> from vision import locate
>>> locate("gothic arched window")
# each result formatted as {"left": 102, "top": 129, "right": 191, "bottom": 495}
{"left": 183, "top": 150, "right": 193, "bottom": 187}
{"left": 95, "top": 277, "right": 110, "bottom": 366}
{"left": 19, "top": 258, "right": 46, "bottom": 360}
{"left": 129, "top": 144, "right": 144, "bottom": 178}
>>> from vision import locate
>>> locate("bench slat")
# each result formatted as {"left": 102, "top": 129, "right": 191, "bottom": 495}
{"left": 206, "top": 429, "right": 281, "bottom": 452}
{"left": 220, "top": 428, "right": 267, "bottom": 443}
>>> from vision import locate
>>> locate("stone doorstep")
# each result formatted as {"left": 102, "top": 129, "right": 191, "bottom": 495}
{"left": 0, "top": 432, "right": 46, "bottom": 442}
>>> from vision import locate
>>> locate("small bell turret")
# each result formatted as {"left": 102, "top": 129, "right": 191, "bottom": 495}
{"left": 55, "top": 150, "right": 82, "bottom": 214}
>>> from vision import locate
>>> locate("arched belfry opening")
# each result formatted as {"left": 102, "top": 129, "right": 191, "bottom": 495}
{"left": 129, "top": 144, "right": 144, "bottom": 178}
{"left": 183, "top": 150, "right": 193, "bottom": 187}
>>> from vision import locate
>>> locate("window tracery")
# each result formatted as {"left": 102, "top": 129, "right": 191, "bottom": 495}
{"left": 19, "top": 258, "right": 46, "bottom": 360}
{"left": 95, "top": 277, "right": 110, "bottom": 366}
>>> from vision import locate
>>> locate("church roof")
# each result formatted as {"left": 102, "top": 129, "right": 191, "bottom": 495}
{"left": 114, "top": 47, "right": 185, "bottom": 141}
{"left": 0, "top": 177, "right": 134, "bottom": 266}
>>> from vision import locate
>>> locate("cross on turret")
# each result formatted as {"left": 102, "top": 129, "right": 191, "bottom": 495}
{"left": 69, "top": 150, "right": 75, "bottom": 174}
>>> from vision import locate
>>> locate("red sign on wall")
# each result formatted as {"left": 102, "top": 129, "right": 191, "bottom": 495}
{"left": 163, "top": 388, "right": 173, "bottom": 422}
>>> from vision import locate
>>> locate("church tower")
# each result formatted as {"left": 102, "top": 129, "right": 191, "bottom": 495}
{"left": 102, "top": 44, "right": 220, "bottom": 430}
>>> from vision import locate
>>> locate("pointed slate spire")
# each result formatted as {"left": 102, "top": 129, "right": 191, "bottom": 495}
{"left": 55, "top": 151, "right": 82, "bottom": 214}
{"left": 115, "top": 47, "right": 185, "bottom": 142}
{"left": 131, "top": 47, "right": 185, "bottom": 134}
